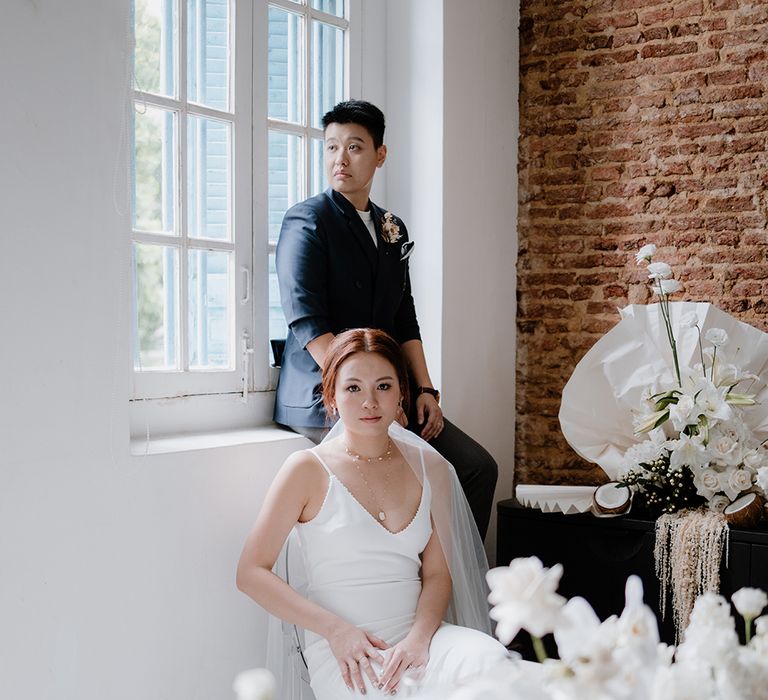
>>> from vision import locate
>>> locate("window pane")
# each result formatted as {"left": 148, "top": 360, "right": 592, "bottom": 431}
{"left": 311, "top": 137, "right": 326, "bottom": 196}
{"left": 311, "top": 21, "right": 344, "bottom": 128}
{"left": 133, "top": 0, "right": 176, "bottom": 97}
{"left": 187, "top": 0, "right": 231, "bottom": 110}
{"left": 311, "top": 0, "right": 344, "bottom": 17}
{"left": 187, "top": 115, "right": 231, "bottom": 240}
{"left": 133, "top": 243, "right": 179, "bottom": 370}
{"left": 188, "top": 250, "right": 232, "bottom": 369}
{"left": 268, "top": 131, "right": 302, "bottom": 240}
{"left": 268, "top": 8, "right": 302, "bottom": 123}
{"left": 133, "top": 105, "right": 177, "bottom": 234}
{"left": 268, "top": 253, "right": 288, "bottom": 364}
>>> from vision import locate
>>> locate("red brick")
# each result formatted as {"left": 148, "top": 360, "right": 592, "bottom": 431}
{"left": 591, "top": 165, "right": 622, "bottom": 181}
{"left": 708, "top": 68, "right": 747, "bottom": 85}
{"left": 749, "top": 62, "right": 768, "bottom": 82}
{"left": 736, "top": 117, "right": 768, "bottom": 133}
{"left": 674, "top": 1, "right": 703, "bottom": 19}
{"left": 639, "top": 7, "right": 674, "bottom": 25}
{"left": 711, "top": 0, "right": 737, "bottom": 9}
{"left": 641, "top": 41, "right": 698, "bottom": 59}
{"left": 656, "top": 51, "right": 719, "bottom": 73}
{"left": 704, "top": 196, "right": 755, "bottom": 213}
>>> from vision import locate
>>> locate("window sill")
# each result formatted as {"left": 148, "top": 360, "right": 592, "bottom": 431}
{"left": 130, "top": 424, "right": 309, "bottom": 457}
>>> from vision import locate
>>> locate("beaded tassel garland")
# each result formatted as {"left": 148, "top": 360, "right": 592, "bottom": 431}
{"left": 654, "top": 508, "right": 729, "bottom": 641}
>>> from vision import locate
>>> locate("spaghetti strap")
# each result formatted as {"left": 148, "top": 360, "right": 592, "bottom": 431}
{"left": 308, "top": 447, "right": 334, "bottom": 477}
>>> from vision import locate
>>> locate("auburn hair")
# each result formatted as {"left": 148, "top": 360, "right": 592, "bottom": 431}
{"left": 321, "top": 328, "right": 410, "bottom": 416}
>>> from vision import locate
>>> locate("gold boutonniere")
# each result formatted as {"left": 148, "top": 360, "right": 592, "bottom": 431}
{"left": 381, "top": 212, "right": 402, "bottom": 244}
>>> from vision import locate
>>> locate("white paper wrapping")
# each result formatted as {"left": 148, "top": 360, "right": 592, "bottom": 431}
{"left": 515, "top": 485, "right": 597, "bottom": 514}
{"left": 559, "top": 302, "right": 768, "bottom": 480}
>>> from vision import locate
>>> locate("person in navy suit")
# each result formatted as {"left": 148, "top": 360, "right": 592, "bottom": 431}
{"left": 274, "top": 100, "right": 497, "bottom": 538}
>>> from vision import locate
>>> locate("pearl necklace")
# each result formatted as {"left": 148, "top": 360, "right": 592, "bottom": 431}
{"left": 345, "top": 440, "right": 393, "bottom": 522}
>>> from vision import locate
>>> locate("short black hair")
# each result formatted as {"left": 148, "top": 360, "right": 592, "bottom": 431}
{"left": 321, "top": 100, "right": 386, "bottom": 149}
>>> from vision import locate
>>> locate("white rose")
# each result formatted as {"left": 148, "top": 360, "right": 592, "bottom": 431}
{"left": 705, "top": 328, "right": 729, "bottom": 348}
{"left": 743, "top": 451, "right": 766, "bottom": 471}
{"left": 635, "top": 243, "right": 657, "bottom": 264}
{"left": 655, "top": 278, "right": 683, "bottom": 296}
{"left": 487, "top": 556, "right": 565, "bottom": 642}
{"left": 732, "top": 588, "right": 768, "bottom": 621}
{"left": 709, "top": 494, "right": 730, "bottom": 513}
{"left": 710, "top": 436, "right": 743, "bottom": 467}
{"left": 694, "top": 468, "right": 722, "bottom": 499}
{"left": 728, "top": 468, "right": 753, "bottom": 494}
{"left": 647, "top": 261, "right": 673, "bottom": 280}
{"left": 233, "top": 669, "right": 276, "bottom": 700}
{"left": 756, "top": 466, "right": 768, "bottom": 495}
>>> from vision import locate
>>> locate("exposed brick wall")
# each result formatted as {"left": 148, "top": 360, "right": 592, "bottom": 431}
{"left": 517, "top": 0, "right": 768, "bottom": 485}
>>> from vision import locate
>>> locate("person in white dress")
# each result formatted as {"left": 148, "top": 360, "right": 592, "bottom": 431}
{"left": 237, "top": 328, "right": 509, "bottom": 698}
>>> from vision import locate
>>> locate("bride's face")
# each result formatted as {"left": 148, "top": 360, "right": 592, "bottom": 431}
{"left": 333, "top": 352, "right": 401, "bottom": 434}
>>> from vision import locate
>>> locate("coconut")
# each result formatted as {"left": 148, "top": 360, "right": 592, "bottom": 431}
{"left": 724, "top": 492, "right": 764, "bottom": 529}
{"left": 592, "top": 482, "right": 632, "bottom": 516}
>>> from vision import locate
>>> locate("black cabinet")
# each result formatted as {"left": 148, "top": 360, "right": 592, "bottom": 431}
{"left": 496, "top": 500, "right": 768, "bottom": 651}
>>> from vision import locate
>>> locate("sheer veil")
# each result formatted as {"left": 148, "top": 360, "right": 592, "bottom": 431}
{"left": 266, "top": 420, "right": 493, "bottom": 700}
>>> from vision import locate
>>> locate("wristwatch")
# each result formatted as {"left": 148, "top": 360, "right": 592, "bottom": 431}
{"left": 416, "top": 386, "right": 440, "bottom": 403}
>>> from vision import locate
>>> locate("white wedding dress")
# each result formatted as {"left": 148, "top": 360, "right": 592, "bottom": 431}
{"left": 296, "top": 447, "right": 509, "bottom": 699}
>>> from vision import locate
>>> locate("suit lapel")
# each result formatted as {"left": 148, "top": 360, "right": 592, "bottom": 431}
{"left": 326, "top": 189, "right": 378, "bottom": 271}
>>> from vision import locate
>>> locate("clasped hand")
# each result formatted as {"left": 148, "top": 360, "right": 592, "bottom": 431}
{"left": 328, "top": 624, "right": 429, "bottom": 695}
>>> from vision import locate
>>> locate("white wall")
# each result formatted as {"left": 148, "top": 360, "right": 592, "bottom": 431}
{"left": 0, "top": 1, "right": 518, "bottom": 698}
{"left": 0, "top": 3, "right": 308, "bottom": 699}
{"left": 384, "top": 0, "right": 519, "bottom": 558}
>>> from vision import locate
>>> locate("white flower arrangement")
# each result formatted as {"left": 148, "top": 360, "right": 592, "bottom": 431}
{"left": 435, "top": 558, "right": 768, "bottom": 700}
{"left": 616, "top": 245, "right": 768, "bottom": 517}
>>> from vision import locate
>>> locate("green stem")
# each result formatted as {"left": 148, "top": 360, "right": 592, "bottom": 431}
{"left": 531, "top": 635, "right": 548, "bottom": 663}
{"left": 656, "top": 285, "right": 682, "bottom": 387}
{"left": 745, "top": 616, "right": 753, "bottom": 644}
{"left": 695, "top": 325, "right": 706, "bottom": 376}
{"left": 711, "top": 347, "right": 718, "bottom": 382}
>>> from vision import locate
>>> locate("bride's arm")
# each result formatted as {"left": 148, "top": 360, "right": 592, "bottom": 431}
{"left": 379, "top": 524, "right": 452, "bottom": 692}
{"left": 236, "top": 451, "right": 336, "bottom": 634}
{"left": 236, "top": 451, "right": 387, "bottom": 692}
{"left": 410, "top": 526, "right": 453, "bottom": 641}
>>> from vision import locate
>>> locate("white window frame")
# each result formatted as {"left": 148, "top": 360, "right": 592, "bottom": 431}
{"left": 130, "top": 0, "right": 361, "bottom": 439}
{"left": 264, "top": 0, "right": 361, "bottom": 387}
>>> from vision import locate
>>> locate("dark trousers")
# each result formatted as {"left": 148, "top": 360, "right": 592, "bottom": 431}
{"left": 287, "top": 417, "right": 498, "bottom": 540}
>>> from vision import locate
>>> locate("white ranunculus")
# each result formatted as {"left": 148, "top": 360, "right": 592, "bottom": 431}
{"left": 647, "top": 261, "right": 673, "bottom": 280}
{"left": 679, "top": 312, "right": 699, "bottom": 329}
{"left": 709, "top": 494, "right": 730, "bottom": 513}
{"left": 487, "top": 557, "right": 565, "bottom": 643}
{"left": 705, "top": 328, "right": 729, "bottom": 348}
{"left": 656, "top": 278, "right": 683, "bottom": 295}
{"left": 668, "top": 394, "right": 697, "bottom": 432}
{"left": 635, "top": 243, "right": 657, "bottom": 264}
{"left": 756, "top": 466, "right": 768, "bottom": 495}
{"left": 726, "top": 468, "right": 754, "bottom": 498}
{"left": 693, "top": 468, "right": 722, "bottom": 500}
{"left": 233, "top": 669, "right": 276, "bottom": 700}
{"left": 732, "top": 588, "right": 768, "bottom": 621}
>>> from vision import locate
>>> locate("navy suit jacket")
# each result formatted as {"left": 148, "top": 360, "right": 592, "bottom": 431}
{"left": 274, "top": 188, "right": 421, "bottom": 427}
